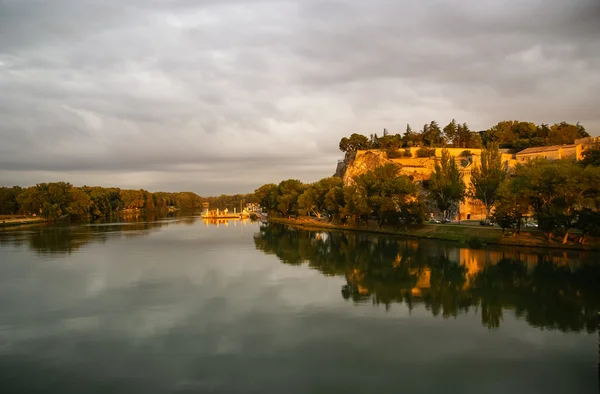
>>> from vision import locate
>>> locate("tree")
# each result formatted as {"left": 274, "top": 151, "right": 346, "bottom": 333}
{"left": 580, "top": 145, "right": 600, "bottom": 167}
{"left": 339, "top": 133, "right": 370, "bottom": 153}
{"left": 298, "top": 177, "right": 345, "bottom": 219}
{"left": 353, "top": 163, "right": 422, "bottom": 228}
{"left": 575, "top": 209, "right": 600, "bottom": 244}
{"left": 254, "top": 183, "right": 278, "bottom": 214}
{"left": 514, "top": 159, "right": 600, "bottom": 243}
{"left": 67, "top": 188, "right": 92, "bottom": 218}
{"left": 0, "top": 186, "right": 23, "bottom": 215}
{"left": 469, "top": 143, "right": 506, "bottom": 220}
{"left": 427, "top": 149, "right": 466, "bottom": 220}
{"left": 298, "top": 187, "right": 320, "bottom": 217}
{"left": 548, "top": 122, "right": 589, "bottom": 145}
{"left": 403, "top": 123, "right": 421, "bottom": 147}
{"left": 443, "top": 119, "right": 458, "bottom": 147}
{"left": 492, "top": 179, "right": 528, "bottom": 237}
{"left": 276, "top": 179, "right": 305, "bottom": 217}
{"left": 341, "top": 184, "right": 370, "bottom": 225}
{"left": 422, "top": 121, "right": 445, "bottom": 147}
{"left": 120, "top": 189, "right": 145, "bottom": 210}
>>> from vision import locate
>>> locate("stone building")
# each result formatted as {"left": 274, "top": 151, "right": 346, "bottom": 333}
{"left": 340, "top": 139, "right": 595, "bottom": 221}
{"left": 515, "top": 144, "right": 582, "bottom": 162}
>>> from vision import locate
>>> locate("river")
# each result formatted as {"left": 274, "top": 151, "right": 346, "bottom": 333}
{"left": 0, "top": 215, "right": 598, "bottom": 393}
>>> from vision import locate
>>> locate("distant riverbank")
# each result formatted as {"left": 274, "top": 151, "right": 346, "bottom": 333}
{"left": 0, "top": 216, "right": 47, "bottom": 228}
{"left": 269, "top": 217, "right": 600, "bottom": 251}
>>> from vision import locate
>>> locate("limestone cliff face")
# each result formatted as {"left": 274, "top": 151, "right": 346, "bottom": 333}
{"left": 342, "top": 150, "right": 441, "bottom": 185}
{"left": 338, "top": 147, "right": 507, "bottom": 220}
{"left": 342, "top": 150, "right": 393, "bottom": 185}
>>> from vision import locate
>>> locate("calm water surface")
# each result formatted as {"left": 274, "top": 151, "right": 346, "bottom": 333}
{"left": 0, "top": 215, "right": 598, "bottom": 393}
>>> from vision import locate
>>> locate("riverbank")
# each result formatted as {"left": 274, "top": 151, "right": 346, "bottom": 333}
{"left": 0, "top": 216, "right": 47, "bottom": 228}
{"left": 269, "top": 217, "right": 600, "bottom": 251}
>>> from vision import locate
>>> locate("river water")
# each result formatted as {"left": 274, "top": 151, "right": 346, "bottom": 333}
{"left": 0, "top": 215, "right": 598, "bottom": 393}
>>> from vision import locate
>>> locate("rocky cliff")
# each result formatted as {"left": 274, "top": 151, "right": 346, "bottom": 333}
{"left": 342, "top": 150, "right": 393, "bottom": 185}
{"left": 336, "top": 148, "right": 491, "bottom": 220}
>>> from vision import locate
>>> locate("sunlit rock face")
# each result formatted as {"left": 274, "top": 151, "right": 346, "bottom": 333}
{"left": 341, "top": 148, "right": 519, "bottom": 220}
{"left": 342, "top": 150, "right": 392, "bottom": 186}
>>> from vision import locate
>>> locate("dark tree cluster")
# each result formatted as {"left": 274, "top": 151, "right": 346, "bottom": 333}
{"left": 253, "top": 166, "right": 427, "bottom": 228}
{"left": 338, "top": 120, "right": 588, "bottom": 156}
{"left": 0, "top": 182, "right": 203, "bottom": 220}
{"left": 492, "top": 158, "right": 600, "bottom": 243}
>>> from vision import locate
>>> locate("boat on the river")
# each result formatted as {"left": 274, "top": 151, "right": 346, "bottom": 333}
{"left": 201, "top": 208, "right": 251, "bottom": 220}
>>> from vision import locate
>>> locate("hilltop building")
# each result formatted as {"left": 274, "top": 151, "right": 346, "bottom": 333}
{"left": 340, "top": 138, "right": 597, "bottom": 221}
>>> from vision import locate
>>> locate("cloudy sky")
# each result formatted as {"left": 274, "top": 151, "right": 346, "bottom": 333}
{"left": 1, "top": 0, "right": 599, "bottom": 195}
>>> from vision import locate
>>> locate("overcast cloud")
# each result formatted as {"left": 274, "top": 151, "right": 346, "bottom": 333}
{"left": 1, "top": 0, "right": 599, "bottom": 195}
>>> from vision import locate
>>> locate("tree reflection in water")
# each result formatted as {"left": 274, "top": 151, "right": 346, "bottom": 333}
{"left": 0, "top": 212, "right": 192, "bottom": 255}
{"left": 254, "top": 223, "right": 600, "bottom": 332}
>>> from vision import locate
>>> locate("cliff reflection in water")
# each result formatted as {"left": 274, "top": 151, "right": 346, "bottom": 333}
{"left": 254, "top": 223, "right": 600, "bottom": 332}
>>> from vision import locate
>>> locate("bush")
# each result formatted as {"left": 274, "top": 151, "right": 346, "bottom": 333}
{"left": 416, "top": 147, "right": 436, "bottom": 158}
{"left": 386, "top": 149, "right": 402, "bottom": 159}
{"left": 403, "top": 148, "right": 412, "bottom": 157}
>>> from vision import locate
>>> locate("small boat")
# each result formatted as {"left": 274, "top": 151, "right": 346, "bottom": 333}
{"left": 201, "top": 208, "right": 241, "bottom": 219}
{"left": 201, "top": 207, "right": 255, "bottom": 219}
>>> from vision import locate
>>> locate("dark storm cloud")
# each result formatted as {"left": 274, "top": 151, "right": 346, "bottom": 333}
{"left": 1, "top": 0, "right": 599, "bottom": 194}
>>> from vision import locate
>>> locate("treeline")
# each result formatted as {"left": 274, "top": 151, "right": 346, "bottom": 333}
{"left": 203, "top": 193, "right": 255, "bottom": 212}
{"left": 338, "top": 120, "right": 588, "bottom": 157}
{"left": 253, "top": 142, "right": 600, "bottom": 244}
{"left": 0, "top": 182, "right": 203, "bottom": 220}
{"left": 492, "top": 157, "right": 600, "bottom": 243}
{"left": 254, "top": 164, "right": 432, "bottom": 228}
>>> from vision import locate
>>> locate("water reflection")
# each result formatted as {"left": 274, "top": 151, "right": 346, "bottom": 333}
{"left": 0, "top": 212, "right": 196, "bottom": 255}
{"left": 201, "top": 218, "right": 253, "bottom": 227}
{"left": 254, "top": 223, "right": 600, "bottom": 332}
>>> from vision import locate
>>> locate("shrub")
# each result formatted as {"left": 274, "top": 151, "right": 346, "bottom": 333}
{"left": 403, "top": 148, "right": 412, "bottom": 157}
{"left": 386, "top": 149, "right": 402, "bottom": 159}
{"left": 416, "top": 147, "right": 435, "bottom": 158}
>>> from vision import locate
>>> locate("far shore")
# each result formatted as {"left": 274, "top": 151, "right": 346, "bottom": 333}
{"left": 268, "top": 217, "right": 600, "bottom": 252}
{"left": 0, "top": 216, "right": 47, "bottom": 228}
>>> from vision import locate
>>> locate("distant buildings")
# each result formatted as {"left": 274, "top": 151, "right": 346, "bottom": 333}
{"left": 245, "top": 203, "right": 262, "bottom": 213}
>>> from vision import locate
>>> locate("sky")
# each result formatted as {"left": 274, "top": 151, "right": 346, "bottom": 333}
{"left": 0, "top": 0, "right": 599, "bottom": 196}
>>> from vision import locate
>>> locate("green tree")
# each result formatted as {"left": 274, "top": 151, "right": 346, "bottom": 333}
{"left": 548, "top": 122, "right": 589, "bottom": 145}
{"left": 341, "top": 184, "right": 370, "bottom": 225}
{"left": 580, "top": 145, "right": 600, "bottom": 167}
{"left": 443, "top": 119, "right": 458, "bottom": 147}
{"left": 276, "top": 179, "right": 305, "bottom": 217}
{"left": 254, "top": 183, "right": 279, "bottom": 214}
{"left": 298, "top": 177, "right": 344, "bottom": 218}
{"left": 403, "top": 123, "right": 421, "bottom": 147}
{"left": 0, "top": 186, "right": 23, "bottom": 214}
{"left": 427, "top": 149, "right": 466, "bottom": 220}
{"left": 575, "top": 209, "right": 600, "bottom": 244}
{"left": 120, "top": 189, "right": 145, "bottom": 210}
{"left": 514, "top": 159, "right": 600, "bottom": 243}
{"left": 67, "top": 188, "right": 92, "bottom": 218}
{"left": 492, "top": 179, "right": 528, "bottom": 236}
{"left": 422, "top": 121, "right": 445, "bottom": 147}
{"left": 353, "top": 163, "right": 422, "bottom": 227}
{"left": 339, "top": 133, "right": 370, "bottom": 153}
{"left": 469, "top": 143, "right": 506, "bottom": 220}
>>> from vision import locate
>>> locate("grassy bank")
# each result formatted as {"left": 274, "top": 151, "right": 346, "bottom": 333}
{"left": 268, "top": 217, "right": 600, "bottom": 251}
{"left": 0, "top": 216, "right": 47, "bottom": 228}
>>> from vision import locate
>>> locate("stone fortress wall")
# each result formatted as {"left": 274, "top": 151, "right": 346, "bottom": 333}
{"left": 342, "top": 139, "right": 598, "bottom": 221}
